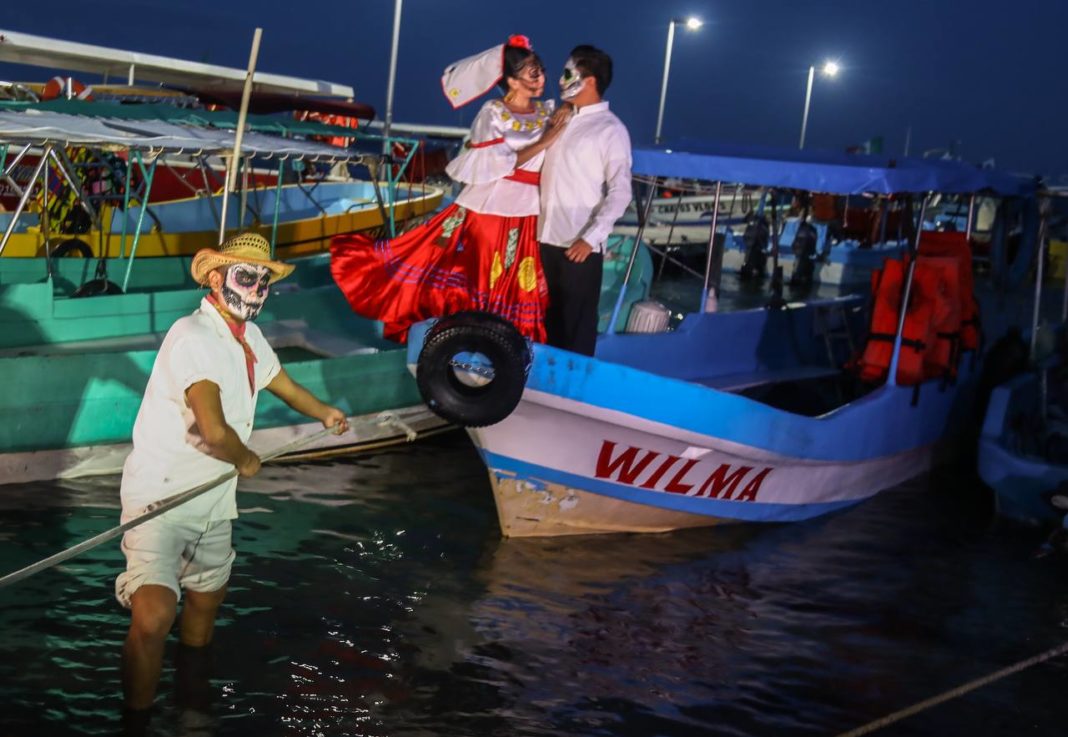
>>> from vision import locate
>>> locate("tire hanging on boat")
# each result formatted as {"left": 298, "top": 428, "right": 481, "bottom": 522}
{"left": 416, "top": 311, "right": 531, "bottom": 428}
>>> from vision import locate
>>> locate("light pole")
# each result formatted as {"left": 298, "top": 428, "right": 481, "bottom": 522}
{"left": 383, "top": 0, "right": 403, "bottom": 153}
{"left": 798, "top": 60, "right": 839, "bottom": 149}
{"left": 654, "top": 16, "right": 702, "bottom": 145}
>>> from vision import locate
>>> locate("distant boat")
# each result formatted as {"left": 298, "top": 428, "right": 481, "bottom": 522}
{"left": 0, "top": 178, "right": 442, "bottom": 259}
{"left": 0, "top": 104, "right": 441, "bottom": 260}
{"left": 410, "top": 142, "right": 1037, "bottom": 537}
{"left": 0, "top": 97, "right": 447, "bottom": 483}
{"left": 0, "top": 252, "right": 450, "bottom": 484}
{"left": 978, "top": 364, "right": 1068, "bottom": 527}
{"left": 977, "top": 211, "right": 1068, "bottom": 530}
{"left": 614, "top": 148, "right": 1006, "bottom": 288}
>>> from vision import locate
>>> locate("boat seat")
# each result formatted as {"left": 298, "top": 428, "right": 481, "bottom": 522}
{"left": 0, "top": 321, "right": 380, "bottom": 360}
{"left": 257, "top": 320, "right": 379, "bottom": 358}
{"left": 691, "top": 364, "right": 842, "bottom": 392}
{"left": 0, "top": 331, "right": 169, "bottom": 357}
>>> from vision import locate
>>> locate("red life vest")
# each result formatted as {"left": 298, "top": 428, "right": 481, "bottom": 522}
{"left": 41, "top": 76, "right": 93, "bottom": 101}
{"left": 858, "top": 258, "right": 930, "bottom": 385}
{"left": 918, "top": 255, "right": 963, "bottom": 380}
{"left": 917, "top": 230, "right": 979, "bottom": 351}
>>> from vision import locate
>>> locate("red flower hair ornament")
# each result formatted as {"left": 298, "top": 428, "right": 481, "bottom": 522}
{"left": 507, "top": 34, "right": 532, "bottom": 50}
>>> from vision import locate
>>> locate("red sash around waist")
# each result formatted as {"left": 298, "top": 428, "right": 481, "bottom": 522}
{"left": 504, "top": 169, "right": 540, "bottom": 186}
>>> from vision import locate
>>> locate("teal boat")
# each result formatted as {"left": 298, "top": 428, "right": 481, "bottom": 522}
{"left": 0, "top": 99, "right": 652, "bottom": 485}
{"left": 0, "top": 233, "right": 653, "bottom": 484}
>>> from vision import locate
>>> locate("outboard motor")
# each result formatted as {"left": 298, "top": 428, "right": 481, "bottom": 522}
{"left": 789, "top": 220, "right": 819, "bottom": 289}
{"left": 738, "top": 215, "right": 769, "bottom": 281}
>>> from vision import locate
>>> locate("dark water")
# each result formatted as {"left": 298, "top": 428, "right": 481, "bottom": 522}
{"left": 1, "top": 432, "right": 1067, "bottom": 737}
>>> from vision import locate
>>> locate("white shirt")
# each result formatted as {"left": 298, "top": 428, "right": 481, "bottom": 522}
{"left": 538, "top": 101, "right": 632, "bottom": 252}
{"left": 446, "top": 98, "right": 555, "bottom": 217}
{"left": 120, "top": 296, "right": 281, "bottom": 522}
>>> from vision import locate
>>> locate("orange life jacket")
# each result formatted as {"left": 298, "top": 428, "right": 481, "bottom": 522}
{"left": 856, "top": 251, "right": 968, "bottom": 386}
{"left": 858, "top": 259, "right": 929, "bottom": 385}
{"left": 297, "top": 112, "right": 359, "bottom": 148}
{"left": 917, "top": 230, "right": 979, "bottom": 351}
{"left": 41, "top": 76, "right": 93, "bottom": 101}
{"left": 917, "top": 255, "right": 963, "bottom": 380}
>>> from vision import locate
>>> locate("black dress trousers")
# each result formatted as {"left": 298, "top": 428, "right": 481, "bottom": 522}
{"left": 539, "top": 243, "right": 603, "bottom": 357}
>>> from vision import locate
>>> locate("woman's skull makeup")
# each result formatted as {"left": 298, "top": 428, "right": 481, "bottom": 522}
{"left": 513, "top": 59, "right": 546, "bottom": 96}
{"left": 559, "top": 57, "right": 585, "bottom": 100}
{"left": 221, "top": 263, "right": 271, "bottom": 321}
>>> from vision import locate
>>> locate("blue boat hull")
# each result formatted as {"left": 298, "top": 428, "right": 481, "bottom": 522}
{"left": 410, "top": 299, "right": 978, "bottom": 537}
{"left": 978, "top": 372, "right": 1068, "bottom": 526}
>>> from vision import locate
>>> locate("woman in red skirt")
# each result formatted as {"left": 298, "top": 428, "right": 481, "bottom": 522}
{"left": 330, "top": 35, "right": 569, "bottom": 342}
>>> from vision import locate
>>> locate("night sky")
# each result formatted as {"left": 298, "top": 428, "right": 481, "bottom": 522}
{"left": 2, "top": 1, "right": 1065, "bottom": 178}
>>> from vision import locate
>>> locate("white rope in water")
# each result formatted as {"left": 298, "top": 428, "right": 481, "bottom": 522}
{"left": 833, "top": 640, "right": 1068, "bottom": 737}
{"left": 0, "top": 411, "right": 420, "bottom": 590}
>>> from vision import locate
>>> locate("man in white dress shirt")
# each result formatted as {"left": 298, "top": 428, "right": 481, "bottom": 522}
{"left": 539, "top": 45, "right": 632, "bottom": 355}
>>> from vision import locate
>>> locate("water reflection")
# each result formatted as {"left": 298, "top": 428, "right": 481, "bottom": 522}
{"left": 1, "top": 437, "right": 1067, "bottom": 736}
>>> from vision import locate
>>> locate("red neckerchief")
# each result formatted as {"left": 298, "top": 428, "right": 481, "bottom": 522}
{"left": 206, "top": 293, "right": 256, "bottom": 395}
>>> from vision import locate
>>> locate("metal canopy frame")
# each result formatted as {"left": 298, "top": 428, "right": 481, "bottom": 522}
{"left": 0, "top": 126, "right": 424, "bottom": 286}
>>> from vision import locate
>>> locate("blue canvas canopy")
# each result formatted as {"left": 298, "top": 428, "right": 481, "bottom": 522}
{"left": 631, "top": 140, "right": 1035, "bottom": 197}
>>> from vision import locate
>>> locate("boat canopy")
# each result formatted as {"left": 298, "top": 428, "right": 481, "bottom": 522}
{"left": 631, "top": 140, "right": 1036, "bottom": 196}
{"left": 0, "top": 28, "right": 353, "bottom": 98}
{"left": 0, "top": 107, "right": 363, "bottom": 162}
{"left": 0, "top": 99, "right": 370, "bottom": 139}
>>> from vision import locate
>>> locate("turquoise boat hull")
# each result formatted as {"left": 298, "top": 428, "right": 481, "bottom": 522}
{"left": 0, "top": 236, "right": 654, "bottom": 483}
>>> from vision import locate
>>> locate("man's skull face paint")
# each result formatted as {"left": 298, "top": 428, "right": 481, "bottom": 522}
{"left": 221, "top": 263, "right": 271, "bottom": 321}
{"left": 559, "top": 58, "right": 585, "bottom": 100}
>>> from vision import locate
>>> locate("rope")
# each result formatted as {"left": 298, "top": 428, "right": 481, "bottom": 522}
{"left": 833, "top": 640, "right": 1068, "bottom": 737}
{"left": 0, "top": 412, "right": 421, "bottom": 590}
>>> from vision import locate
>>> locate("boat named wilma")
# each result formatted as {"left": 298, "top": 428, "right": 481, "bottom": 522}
{"left": 411, "top": 142, "right": 1036, "bottom": 537}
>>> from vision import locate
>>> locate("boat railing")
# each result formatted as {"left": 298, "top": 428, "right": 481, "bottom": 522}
{"left": 0, "top": 119, "right": 428, "bottom": 291}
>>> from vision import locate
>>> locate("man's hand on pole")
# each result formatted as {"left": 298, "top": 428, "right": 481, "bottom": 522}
{"left": 321, "top": 407, "right": 350, "bottom": 435}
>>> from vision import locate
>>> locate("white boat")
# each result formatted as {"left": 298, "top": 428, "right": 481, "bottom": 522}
{"left": 409, "top": 142, "right": 1037, "bottom": 537}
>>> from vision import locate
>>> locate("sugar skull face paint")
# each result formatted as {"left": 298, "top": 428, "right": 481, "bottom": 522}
{"left": 221, "top": 263, "right": 271, "bottom": 321}
{"left": 559, "top": 57, "right": 585, "bottom": 100}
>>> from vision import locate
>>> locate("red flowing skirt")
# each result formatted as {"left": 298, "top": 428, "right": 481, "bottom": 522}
{"left": 330, "top": 203, "right": 547, "bottom": 343}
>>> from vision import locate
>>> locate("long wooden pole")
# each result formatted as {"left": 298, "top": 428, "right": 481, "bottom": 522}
{"left": 218, "top": 27, "right": 263, "bottom": 244}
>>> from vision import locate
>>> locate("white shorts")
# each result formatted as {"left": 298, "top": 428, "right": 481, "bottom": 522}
{"left": 115, "top": 515, "right": 235, "bottom": 609}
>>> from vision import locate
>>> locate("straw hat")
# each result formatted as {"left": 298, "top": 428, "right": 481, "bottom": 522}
{"left": 190, "top": 232, "right": 295, "bottom": 286}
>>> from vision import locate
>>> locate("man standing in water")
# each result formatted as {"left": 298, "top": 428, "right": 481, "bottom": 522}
{"left": 116, "top": 233, "right": 348, "bottom": 725}
{"left": 539, "top": 45, "right": 632, "bottom": 356}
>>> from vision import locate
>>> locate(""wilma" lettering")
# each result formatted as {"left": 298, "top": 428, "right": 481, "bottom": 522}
{"left": 594, "top": 440, "right": 771, "bottom": 502}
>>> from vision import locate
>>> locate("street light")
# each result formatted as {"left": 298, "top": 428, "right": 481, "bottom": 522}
{"left": 798, "top": 59, "right": 840, "bottom": 149}
{"left": 383, "top": 0, "right": 403, "bottom": 153}
{"left": 654, "top": 16, "right": 703, "bottom": 145}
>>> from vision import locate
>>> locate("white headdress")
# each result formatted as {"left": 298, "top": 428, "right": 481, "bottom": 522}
{"left": 441, "top": 35, "right": 532, "bottom": 110}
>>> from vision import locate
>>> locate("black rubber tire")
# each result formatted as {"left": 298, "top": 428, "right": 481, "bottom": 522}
{"left": 50, "top": 238, "right": 92, "bottom": 259}
{"left": 416, "top": 311, "right": 530, "bottom": 428}
{"left": 72, "top": 278, "right": 124, "bottom": 298}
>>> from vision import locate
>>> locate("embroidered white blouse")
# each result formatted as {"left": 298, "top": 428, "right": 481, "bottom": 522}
{"left": 446, "top": 98, "right": 555, "bottom": 218}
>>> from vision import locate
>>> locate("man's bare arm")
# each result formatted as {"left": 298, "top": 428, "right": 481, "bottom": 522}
{"left": 265, "top": 368, "right": 349, "bottom": 434}
{"left": 185, "top": 380, "right": 261, "bottom": 477}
